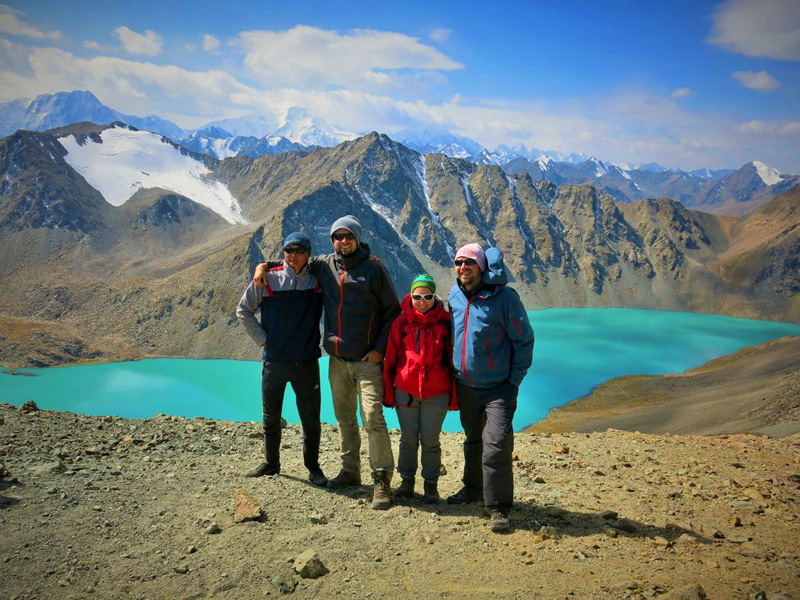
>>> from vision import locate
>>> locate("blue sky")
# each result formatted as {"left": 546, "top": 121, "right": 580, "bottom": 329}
{"left": 1, "top": 0, "right": 798, "bottom": 171}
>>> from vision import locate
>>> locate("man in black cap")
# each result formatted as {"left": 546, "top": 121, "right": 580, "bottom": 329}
{"left": 237, "top": 232, "right": 328, "bottom": 487}
{"left": 253, "top": 216, "right": 400, "bottom": 509}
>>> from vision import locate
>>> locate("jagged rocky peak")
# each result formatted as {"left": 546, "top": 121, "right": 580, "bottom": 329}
{"left": 0, "top": 130, "right": 109, "bottom": 232}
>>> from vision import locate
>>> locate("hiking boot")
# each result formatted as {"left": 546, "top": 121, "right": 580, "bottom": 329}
{"left": 308, "top": 469, "right": 328, "bottom": 488}
{"left": 326, "top": 469, "right": 361, "bottom": 489}
{"left": 371, "top": 470, "right": 392, "bottom": 510}
{"left": 394, "top": 477, "right": 414, "bottom": 499}
{"left": 489, "top": 509, "right": 511, "bottom": 533}
{"left": 446, "top": 486, "right": 482, "bottom": 505}
{"left": 245, "top": 462, "right": 280, "bottom": 478}
{"left": 423, "top": 479, "right": 439, "bottom": 504}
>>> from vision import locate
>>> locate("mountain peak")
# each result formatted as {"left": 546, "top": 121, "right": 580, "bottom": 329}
{"left": 750, "top": 160, "right": 783, "bottom": 186}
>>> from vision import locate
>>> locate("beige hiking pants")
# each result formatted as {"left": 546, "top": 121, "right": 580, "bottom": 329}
{"left": 328, "top": 356, "right": 394, "bottom": 477}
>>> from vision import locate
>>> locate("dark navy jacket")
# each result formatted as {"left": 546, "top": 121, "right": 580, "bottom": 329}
{"left": 236, "top": 261, "right": 323, "bottom": 363}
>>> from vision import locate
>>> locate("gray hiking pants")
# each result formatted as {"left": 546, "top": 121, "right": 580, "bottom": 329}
{"left": 456, "top": 381, "right": 518, "bottom": 512}
{"left": 394, "top": 391, "right": 448, "bottom": 481}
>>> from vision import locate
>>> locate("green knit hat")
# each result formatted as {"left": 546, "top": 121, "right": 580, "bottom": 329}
{"left": 410, "top": 273, "right": 436, "bottom": 294}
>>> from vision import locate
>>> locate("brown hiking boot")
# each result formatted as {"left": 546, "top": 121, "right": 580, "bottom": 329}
{"left": 371, "top": 470, "right": 392, "bottom": 510}
{"left": 394, "top": 477, "right": 414, "bottom": 499}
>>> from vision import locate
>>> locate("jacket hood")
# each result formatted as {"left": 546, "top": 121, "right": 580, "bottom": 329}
{"left": 400, "top": 293, "right": 449, "bottom": 325}
{"left": 482, "top": 247, "right": 508, "bottom": 285}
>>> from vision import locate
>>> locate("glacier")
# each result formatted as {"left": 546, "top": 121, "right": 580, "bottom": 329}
{"left": 58, "top": 125, "right": 246, "bottom": 224}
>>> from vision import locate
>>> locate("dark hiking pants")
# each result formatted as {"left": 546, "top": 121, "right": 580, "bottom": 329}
{"left": 262, "top": 359, "right": 322, "bottom": 472}
{"left": 456, "top": 381, "right": 518, "bottom": 513}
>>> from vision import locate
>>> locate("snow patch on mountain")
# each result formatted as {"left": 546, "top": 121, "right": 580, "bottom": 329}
{"left": 752, "top": 161, "right": 783, "bottom": 186}
{"left": 415, "top": 155, "right": 454, "bottom": 259}
{"left": 58, "top": 125, "right": 245, "bottom": 224}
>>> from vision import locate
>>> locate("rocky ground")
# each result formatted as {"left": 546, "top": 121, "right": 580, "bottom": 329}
{"left": 1, "top": 403, "right": 798, "bottom": 600}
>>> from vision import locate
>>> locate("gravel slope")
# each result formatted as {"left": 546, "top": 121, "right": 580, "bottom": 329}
{"left": 1, "top": 404, "right": 798, "bottom": 599}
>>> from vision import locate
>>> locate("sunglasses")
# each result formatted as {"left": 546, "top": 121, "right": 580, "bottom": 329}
{"left": 411, "top": 293, "right": 435, "bottom": 301}
{"left": 331, "top": 232, "right": 355, "bottom": 241}
{"left": 454, "top": 258, "right": 477, "bottom": 267}
{"left": 284, "top": 246, "right": 308, "bottom": 254}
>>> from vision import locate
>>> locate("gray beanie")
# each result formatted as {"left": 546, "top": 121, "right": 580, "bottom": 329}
{"left": 330, "top": 215, "right": 362, "bottom": 246}
{"left": 282, "top": 231, "right": 311, "bottom": 253}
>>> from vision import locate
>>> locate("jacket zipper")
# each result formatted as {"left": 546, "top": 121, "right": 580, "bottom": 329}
{"left": 336, "top": 263, "right": 347, "bottom": 356}
{"left": 486, "top": 339, "right": 494, "bottom": 371}
{"left": 461, "top": 298, "right": 474, "bottom": 386}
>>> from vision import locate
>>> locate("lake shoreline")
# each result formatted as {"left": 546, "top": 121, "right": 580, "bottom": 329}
{"left": 527, "top": 336, "right": 800, "bottom": 437}
{"left": 4, "top": 309, "right": 800, "bottom": 434}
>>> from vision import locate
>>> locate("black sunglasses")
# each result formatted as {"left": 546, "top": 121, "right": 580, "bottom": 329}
{"left": 454, "top": 258, "right": 477, "bottom": 267}
{"left": 331, "top": 232, "right": 355, "bottom": 241}
{"left": 284, "top": 246, "right": 308, "bottom": 254}
{"left": 411, "top": 293, "right": 435, "bottom": 301}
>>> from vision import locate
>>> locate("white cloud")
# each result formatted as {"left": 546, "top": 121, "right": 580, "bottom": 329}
{"left": 184, "top": 43, "right": 196, "bottom": 52}
{"left": 113, "top": 26, "right": 163, "bottom": 57}
{"left": 429, "top": 28, "right": 452, "bottom": 43}
{"left": 670, "top": 87, "right": 692, "bottom": 98}
{"left": 236, "top": 25, "right": 463, "bottom": 92}
{"left": 0, "top": 4, "right": 62, "bottom": 39}
{"left": 732, "top": 70, "right": 781, "bottom": 92}
{"left": 82, "top": 40, "right": 101, "bottom": 51}
{"left": 203, "top": 34, "right": 220, "bottom": 52}
{"left": 0, "top": 38, "right": 797, "bottom": 172}
{"left": 735, "top": 119, "right": 800, "bottom": 134}
{"left": 708, "top": 0, "right": 800, "bottom": 60}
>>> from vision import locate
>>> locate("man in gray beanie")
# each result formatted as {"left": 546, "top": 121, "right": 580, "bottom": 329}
{"left": 254, "top": 216, "right": 401, "bottom": 509}
{"left": 237, "top": 232, "right": 327, "bottom": 487}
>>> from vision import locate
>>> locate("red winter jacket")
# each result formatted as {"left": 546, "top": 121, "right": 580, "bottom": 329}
{"left": 382, "top": 294, "right": 458, "bottom": 410}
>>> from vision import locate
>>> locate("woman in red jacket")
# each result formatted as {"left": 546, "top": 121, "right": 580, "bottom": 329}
{"left": 383, "top": 274, "right": 457, "bottom": 503}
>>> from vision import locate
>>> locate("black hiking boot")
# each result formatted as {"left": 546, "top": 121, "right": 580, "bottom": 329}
{"left": 423, "top": 479, "right": 440, "bottom": 504}
{"left": 308, "top": 469, "right": 328, "bottom": 487}
{"left": 394, "top": 477, "right": 415, "bottom": 499}
{"left": 245, "top": 462, "right": 280, "bottom": 478}
{"left": 446, "top": 486, "right": 482, "bottom": 505}
{"left": 326, "top": 469, "right": 361, "bottom": 489}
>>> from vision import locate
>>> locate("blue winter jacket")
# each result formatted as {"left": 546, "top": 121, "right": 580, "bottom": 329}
{"left": 449, "top": 248, "right": 534, "bottom": 389}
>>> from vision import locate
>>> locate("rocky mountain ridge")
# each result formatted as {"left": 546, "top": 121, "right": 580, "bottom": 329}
{"left": 4, "top": 90, "right": 794, "bottom": 218}
{"left": 0, "top": 126, "right": 798, "bottom": 368}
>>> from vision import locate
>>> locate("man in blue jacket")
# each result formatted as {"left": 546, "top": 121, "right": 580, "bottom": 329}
{"left": 446, "top": 243, "right": 534, "bottom": 532}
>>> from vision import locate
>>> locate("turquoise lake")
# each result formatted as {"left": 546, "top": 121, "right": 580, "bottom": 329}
{"left": 3, "top": 308, "right": 800, "bottom": 432}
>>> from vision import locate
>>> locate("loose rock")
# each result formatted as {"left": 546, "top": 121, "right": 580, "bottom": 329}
{"left": 233, "top": 489, "right": 264, "bottom": 523}
{"left": 293, "top": 549, "right": 328, "bottom": 579}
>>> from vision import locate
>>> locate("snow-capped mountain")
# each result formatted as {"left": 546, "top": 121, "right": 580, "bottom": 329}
{"left": 57, "top": 123, "right": 245, "bottom": 224}
{"left": 273, "top": 107, "right": 357, "bottom": 147}
{"left": 688, "top": 168, "right": 736, "bottom": 180}
{"left": 618, "top": 162, "right": 669, "bottom": 173}
{"left": 179, "top": 127, "right": 307, "bottom": 160}
{"left": 389, "top": 128, "right": 484, "bottom": 158}
{"left": 189, "top": 114, "right": 278, "bottom": 139}
{"left": 751, "top": 160, "right": 784, "bottom": 186}
{"left": 0, "top": 91, "right": 184, "bottom": 140}
{"left": 693, "top": 160, "right": 799, "bottom": 214}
